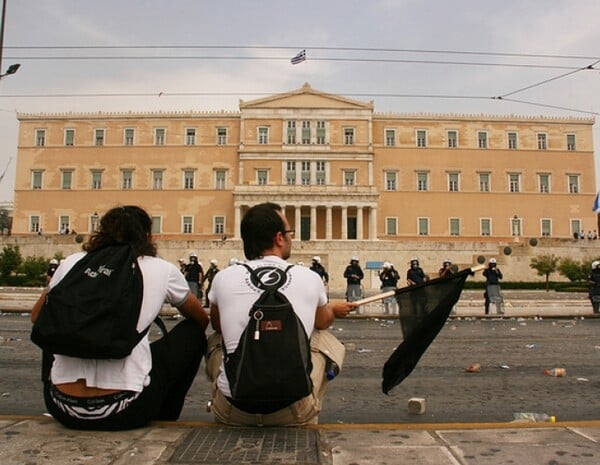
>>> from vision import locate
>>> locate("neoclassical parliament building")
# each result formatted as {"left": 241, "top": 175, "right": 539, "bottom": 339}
{"left": 13, "top": 83, "right": 597, "bottom": 242}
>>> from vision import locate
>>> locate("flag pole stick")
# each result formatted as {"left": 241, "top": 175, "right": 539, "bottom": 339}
{"left": 353, "top": 265, "right": 486, "bottom": 306}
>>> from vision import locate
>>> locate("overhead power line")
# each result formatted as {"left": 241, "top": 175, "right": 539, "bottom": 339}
{"left": 5, "top": 44, "right": 600, "bottom": 61}
{"left": 2, "top": 54, "right": 594, "bottom": 71}
{"left": 1, "top": 90, "right": 597, "bottom": 115}
{"left": 497, "top": 60, "right": 600, "bottom": 98}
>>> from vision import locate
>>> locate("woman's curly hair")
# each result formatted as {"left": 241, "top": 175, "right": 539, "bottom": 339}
{"left": 84, "top": 205, "right": 157, "bottom": 257}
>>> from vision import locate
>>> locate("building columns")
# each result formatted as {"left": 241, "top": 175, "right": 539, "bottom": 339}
{"left": 310, "top": 206, "right": 317, "bottom": 240}
{"left": 233, "top": 205, "right": 241, "bottom": 240}
{"left": 357, "top": 206, "right": 364, "bottom": 240}
{"left": 369, "top": 206, "right": 378, "bottom": 240}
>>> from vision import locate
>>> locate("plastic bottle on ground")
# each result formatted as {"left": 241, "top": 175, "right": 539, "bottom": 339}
{"left": 513, "top": 412, "right": 556, "bottom": 422}
{"left": 545, "top": 368, "right": 566, "bottom": 377}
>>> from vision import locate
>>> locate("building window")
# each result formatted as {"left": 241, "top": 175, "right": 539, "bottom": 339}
{"left": 152, "top": 170, "right": 163, "bottom": 190}
{"left": 566, "top": 134, "right": 576, "bottom": 151}
{"left": 61, "top": 170, "right": 73, "bottom": 190}
{"left": 448, "top": 172, "right": 460, "bottom": 192}
{"left": 217, "top": 127, "right": 228, "bottom": 145}
{"left": 286, "top": 161, "right": 296, "bottom": 185}
{"left": 124, "top": 128, "right": 134, "bottom": 145}
{"left": 214, "top": 216, "right": 225, "bottom": 235}
{"left": 511, "top": 216, "right": 522, "bottom": 237}
{"left": 344, "top": 128, "right": 354, "bottom": 145}
{"left": 182, "top": 216, "right": 193, "bottom": 234}
{"left": 151, "top": 216, "right": 162, "bottom": 234}
{"left": 478, "top": 131, "right": 488, "bottom": 149}
{"left": 316, "top": 161, "right": 326, "bottom": 185}
{"left": 416, "top": 130, "right": 427, "bottom": 147}
{"left": 183, "top": 170, "right": 195, "bottom": 189}
{"left": 94, "top": 129, "right": 105, "bottom": 146}
{"left": 537, "top": 133, "right": 547, "bottom": 150}
{"left": 258, "top": 127, "right": 269, "bottom": 144}
{"left": 65, "top": 129, "right": 75, "bottom": 146}
{"left": 90, "top": 212, "right": 100, "bottom": 232}
{"left": 215, "top": 170, "right": 226, "bottom": 190}
{"left": 538, "top": 174, "right": 550, "bottom": 193}
{"left": 385, "top": 129, "right": 396, "bottom": 147}
{"left": 301, "top": 161, "right": 311, "bottom": 185}
{"left": 59, "top": 216, "right": 70, "bottom": 234}
{"left": 450, "top": 218, "right": 460, "bottom": 236}
{"left": 35, "top": 129, "right": 46, "bottom": 147}
{"left": 91, "top": 171, "right": 102, "bottom": 189}
{"left": 541, "top": 219, "right": 552, "bottom": 237}
{"left": 31, "top": 170, "right": 43, "bottom": 189}
{"left": 301, "top": 121, "right": 311, "bottom": 144}
{"left": 155, "top": 128, "right": 165, "bottom": 145}
{"left": 257, "top": 169, "right": 268, "bottom": 185}
{"left": 417, "top": 172, "right": 429, "bottom": 191}
{"left": 286, "top": 121, "right": 296, "bottom": 144}
{"left": 571, "top": 219, "right": 581, "bottom": 237}
{"left": 509, "top": 173, "right": 521, "bottom": 193}
{"left": 568, "top": 175, "right": 579, "bottom": 193}
{"left": 507, "top": 132, "right": 518, "bottom": 149}
{"left": 343, "top": 170, "right": 355, "bottom": 186}
{"left": 480, "top": 218, "right": 491, "bottom": 236}
{"left": 385, "top": 171, "right": 397, "bottom": 191}
{"left": 386, "top": 217, "right": 397, "bottom": 235}
{"left": 30, "top": 215, "right": 40, "bottom": 233}
{"left": 316, "top": 121, "right": 326, "bottom": 144}
{"left": 185, "top": 128, "right": 196, "bottom": 145}
{"left": 418, "top": 217, "right": 429, "bottom": 236}
{"left": 479, "top": 173, "right": 490, "bottom": 192}
{"left": 121, "top": 170, "right": 133, "bottom": 189}
{"left": 447, "top": 130, "right": 458, "bottom": 148}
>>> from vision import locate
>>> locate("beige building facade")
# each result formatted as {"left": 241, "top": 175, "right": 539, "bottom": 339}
{"left": 13, "top": 83, "right": 597, "bottom": 244}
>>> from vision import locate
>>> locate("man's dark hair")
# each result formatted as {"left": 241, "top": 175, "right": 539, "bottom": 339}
{"left": 84, "top": 205, "right": 157, "bottom": 257}
{"left": 241, "top": 202, "right": 285, "bottom": 260}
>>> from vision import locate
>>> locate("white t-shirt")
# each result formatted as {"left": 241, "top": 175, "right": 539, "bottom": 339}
{"left": 208, "top": 255, "right": 327, "bottom": 397}
{"left": 49, "top": 252, "right": 190, "bottom": 392}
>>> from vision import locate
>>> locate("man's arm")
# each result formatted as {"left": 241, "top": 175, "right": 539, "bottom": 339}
{"left": 177, "top": 293, "right": 210, "bottom": 330}
{"left": 314, "top": 300, "right": 357, "bottom": 330}
{"left": 210, "top": 302, "right": 222, "bottom": 333}
{"left": 31, "top": 289, "right": 48, "bottom": 323}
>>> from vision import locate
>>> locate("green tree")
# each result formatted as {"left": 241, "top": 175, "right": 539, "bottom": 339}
{"left": 529, "top": 254, "right": 559, "bottom": 291}
{"left": 0, "top": 245, "right": 22, "bottom": 284}
{"left": 18, "top": 256, "right": 50, "bottom": 286}
{"left": 558, "top": 257, "right": 587, "bottom": 282}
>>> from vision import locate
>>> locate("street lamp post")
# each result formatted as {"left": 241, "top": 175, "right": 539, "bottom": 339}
{"left": 0, "top": 0, "right": 20, "bottom": 80}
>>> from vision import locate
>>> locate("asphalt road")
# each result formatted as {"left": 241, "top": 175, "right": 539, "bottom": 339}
{"left": 1, "top": 313, "right": 598, "bottom": 424}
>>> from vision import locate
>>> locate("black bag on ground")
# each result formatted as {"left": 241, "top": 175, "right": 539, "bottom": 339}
{"left": 224, "top": 264, "right": 313, "bottom": 413}
{"left": 31, "top": 244, "right": 147, "bottom": 359}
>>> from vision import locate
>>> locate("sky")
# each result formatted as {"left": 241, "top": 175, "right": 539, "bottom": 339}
{"left": 0, "top": 0, "right": 599, "bottom": 202}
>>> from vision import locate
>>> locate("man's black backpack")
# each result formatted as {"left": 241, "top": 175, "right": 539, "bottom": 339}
{"left": 224, "top": 264, "right": 313, "bottom": 413}
{"left": 31, "top": 244, "right": 148, "bottom": 359}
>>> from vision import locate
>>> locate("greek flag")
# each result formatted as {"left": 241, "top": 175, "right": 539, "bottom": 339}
{"left": 593, "top": 192, "right": 600, "bottom": 213}
{"left": 290, "top": 49, "right": 306, "bottom": 65}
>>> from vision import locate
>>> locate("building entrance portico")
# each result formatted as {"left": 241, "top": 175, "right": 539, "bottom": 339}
{"left": 232, "top": 187, "right": 379, "bottom": 241}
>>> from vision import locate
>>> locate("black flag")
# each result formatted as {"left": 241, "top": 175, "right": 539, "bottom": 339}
{"left": 382, "top": 268, "right": 472, "bottom": 394}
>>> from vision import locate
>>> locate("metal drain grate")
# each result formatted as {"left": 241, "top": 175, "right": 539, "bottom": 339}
{"left": 170, "top": 426, "right": 320, "bottom": 465}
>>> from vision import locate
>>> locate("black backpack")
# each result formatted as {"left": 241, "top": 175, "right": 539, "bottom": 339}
{"left": 31, "top": 244, "right": 148, "bottom": 359}
{"left": 223, "top": 264, "right": 313, "bottom": 413}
